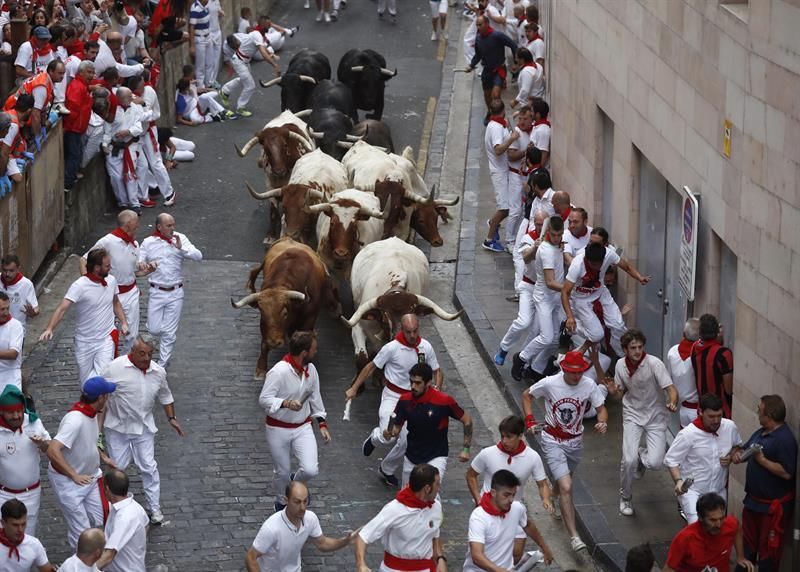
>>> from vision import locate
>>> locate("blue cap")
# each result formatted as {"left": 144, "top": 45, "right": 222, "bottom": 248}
{"left": 32, "top": 26, "right": 51, "bottom": 40}
{"left": 82, "top": 376, "right": 116, "bottom": 400}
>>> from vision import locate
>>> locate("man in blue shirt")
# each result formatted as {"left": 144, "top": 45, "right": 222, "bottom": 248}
{"left": 467, "top": 15, "right": 518, "bottom": 117}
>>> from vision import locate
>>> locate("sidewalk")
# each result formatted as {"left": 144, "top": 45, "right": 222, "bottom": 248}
{"left": 452, "top": 78, "right": 685, "bottom": 570}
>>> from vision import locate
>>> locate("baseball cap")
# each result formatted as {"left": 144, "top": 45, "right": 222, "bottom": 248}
{"left": 82, "top": 376, "right": 116, "bottom": 399}
{"left": 559, "top": 350, "right": 591, "bottom": 373}
{"left": 32, "top": 26, "right": 51, "bottom": 40}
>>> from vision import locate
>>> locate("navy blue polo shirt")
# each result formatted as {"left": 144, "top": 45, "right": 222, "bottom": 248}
{"left": 743, "top": 423, "right": 797, "bottom": 513}
{"left": 393, "top": 388, "right": 465, "bottom": 464}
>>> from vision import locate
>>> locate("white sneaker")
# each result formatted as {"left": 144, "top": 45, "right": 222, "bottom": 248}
{"left": 324, "top": 11, "right": 331, "bottom": 22}
{"left": 570, "top": 536, "right": 587, "bottom": 552}
{"left": 316, "top": 10, "right": 323, "bottom": 21}
{"left": 304, "top": 0, "right": 310, "bottom": 7}
{"left": 150, "top": 508, "right": 165, "bottom": 525}
{"left": 163, "top": 192, "right": 176, "bottom": 206}
{"left": 431, "top": 31, "right": 438, "bottom": 41}
{"left": 619, "top": 497, "right": 634, "bottom": 516}
{"left": 443, "top": 30, "right": 449, "bottom": 40}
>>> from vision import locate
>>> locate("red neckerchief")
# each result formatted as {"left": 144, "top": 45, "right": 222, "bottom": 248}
{"left": 529, "top": 32, "right": 541, "bottom": 42}
{"left": 677, "top": 338, "right": 694, "bottom": 361}
{"left": 153, "top": 230, "right": 173, "bottom": 244}
{"left": 580, "top": 257, "right": 601, "bottom": 289}
{"left": 0, "top": 528, "right": 22, "bottom": 561}
{"left": 527, "top": 228, "right": 540, "bottom": 241}
{"left": 489, "top": 115, "right": 507, "bottom": 128}
{"left": 518, "top": 124, "right": 533, "bottom": 134}
{"left": 32, "top": 39, "right": 53, "bottom": 59}
{"left": 70, "top": 401, "right": 97, "bottom": 418}
{"left": 395, "top": 485, "right": 434, "bottom": 509}
{"left": 0, "top": 314, "right": 11, "bottom": 325}
{"left": 497, "top": 440, "right": 526, "bottom": 464}
{"left": 84, "top": 273, "right": 107, "bottom": 287}
{"left": 0, "top": 408, "right": 23, "bottom": 433}
{"left": 559, "top": 207, "right": 571, "bottom": 221}
{"left": 478, "top": 25, "right": 495, "bottom": 38}
{"left": 522, "top": 62, "right": 537, "bottom": 70}
{"left": 692, "top": 416, "right": 718, "bottom": 436}
{"left": 395, "top": 331, "right": 421, "bottom": 350}
{"left": 533, "top": 118, "right": 551, "bottom": 128}
{"left": 479, "top": 492, "right": 509, "bottom": 517}
{"left": 0, "top": 272, "right": 23, "bottom": 287}
{"left": 625, "top": 353, "right": 647, "bottom": 378}
{"left": 111, "top": 227, "right": 135, "bottom": 245}
{"left": 128, "top": 354, "right": 147, "bottom": 375}
{"left": 692, "top": 338, "right": 721, "bottom": 356}
{"left": 282, "top": 354, "right": 309, "bottom": 378}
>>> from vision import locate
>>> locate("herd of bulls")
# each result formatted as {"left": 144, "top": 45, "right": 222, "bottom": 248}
{"left": 230, "top": 48, "right": 463, "bottom": 379}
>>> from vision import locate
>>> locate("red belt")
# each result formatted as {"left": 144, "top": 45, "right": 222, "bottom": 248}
{"left": 384, "top": 380, "right": 409, "bottom": 395}
{"left": 681, "top": 401, "right": 698, "bottom": 409}
{"left": 0, "top": 481, "right": 40, "bottom": 494}
{"left": 266, "top": 416, "right": 311, "bottom": 429}
{"left": 150, "top": 283, "right": 183, "bottom": 291}
{"left": 575, "top": 286, "right": 599, "bottom": 294}
{"left": 749, "top": 492, "right": 795, "bottom": 559}
{"left": 522, "top": 276, "right": 535, "bottom": 285}
{"left": 118, "top": 282, "right": 137, "bottom": 294}
{"left": 509, "top": 167, "right": 525, "bottom": 175}
{"left": 545, "top": 425, "right": 581, "bottom": 441}
{"left": 383, "top": 552, "right": 435, "bottom": 571}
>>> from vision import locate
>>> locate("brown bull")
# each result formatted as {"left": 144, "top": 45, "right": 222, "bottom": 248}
{"left": 372, "top": 181, "right": 458, "bottom": 246}
{"left": 247, "top": 183, "right": 325, "bottom": 245}
{"left": 230, "top": 238, "right": 336, "bottom": 379}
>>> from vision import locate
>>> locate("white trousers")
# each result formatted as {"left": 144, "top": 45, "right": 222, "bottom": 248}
{"left": 265, "top": 29, "right": 285, "bottom": 51}
{"left": 105, "top": 428, "right": 160, "bottom": 512}
{"left": 48, "top": 469, "right": 104, "bottom": 549}
{"left": 368, "top": 387, "right": 408, "bottom": 475}
{"left": 520, "top": 295, "right": 563, "bottom": 373}
{"left": 147, "top": 286, "right": 184, "bottom": 368}
{"left": 512, "top": 218, "right": 531, "bottom": 293}
{"left": 571, "top": 287, "right": 626, "bottom": 356}
{"left": 678, "top": 486, "right": 726, "bottom": 524}
{"left": 208, "top": 31, "right": 222, "bottom": 83}
{"left": 171, "top": 137, "right": 195, "bottom": 162}
{"left": 105, "top": 151, "right": 141, "bottom": 208}
{"left": 499, "top": 282, "right": 538, "bottom": 352}
{"left": 117, "top": 287, "right": 140, "bottom": 354}
{"left": 402, "top": 455, "right": 446, "bottom": 488}
{"left": 222, "top": 56, "right": 255, "bottom": 110}
{"left": 82, "top": 121, "right": 104, "bottom": 167}
{"left": 265, "top": 423, "right": 319, "bottom": 503}
{"left": 490, "top": 168, "right": 510, "bottom": 211}
{"left": 619, "top": 419, "right": 667, "bottom": 500}
{"left": 506, "top": 173, "right": 525, "bottom": 244}
{"left": 141, "top": 126, "right": 173, "bottom": 199}
{"left": 377, "top": 0, "right": 396, "bottom": 15}
{"left": 75, "top": 335, "right": 116, "bottom": 385}
{"left": 193, "top": 36, "right": 216, "bottom": 87}
{"left": 0, "top": 487, "right": 40, "bottom": 535}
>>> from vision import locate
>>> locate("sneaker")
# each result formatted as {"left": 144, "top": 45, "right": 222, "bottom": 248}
{"left": 379, "top": 469, "right": 400, "bottom": 487}
{"left": 482, "top": 239, "right": 504, "bottom": 253}
{"left": 619, "top": 497, "right": 634, "bottom": 516}
{"left": 236, "top": 108, "right": 253, "bottom": 117}
{"left": 340, "top": 0, "right": 347, "bottom": 8}
{"left": 486, "top": 219, "right": 499, "bottom": 241}
{"left": 443, "top": 30, "right": 449, "bottom": 40}
{"left": 324, "top": 11, "right": 331, "bottom": 22}
{"left": 222, "top": 109, "right": 237, "bottom": 120}
{"left": 140, "top": 199, "right": 157, "bottom": 208}
{"left": 149, "top": 508, "right": 164, "bottom": 525}
{"left": 506, "top": 293, "right": 520, "bottom": 302}
{"left": 493, "top": 349, "right": 507, "bottom": 365}
{"left": 570, "top": 536, "right": 587, "bottom": 552}
{"left": 431, "top": 31, "right": 438, "bottom": 41}
{"left": 212, "top": 114, "right": 222, "bottom": 122}
{"left": 304, "top": 0, "right": 310, "bottom": 7}
{"left": 218, "top": 90, "right": 230, "bottom": 107}
{"left": 362, "top": 435, "right": 375, "bottom": 456}
{"left": 377, "top": 10, "right": 384, "bottom": 19}
{"left": 511, "top": 352, "right": 525, "bottom": 381}
{"left": 274, "top": 500, "right": 286, "bottom": 512}
{"left": 163, "top": 193, "right": 176, "bottom": 206}
{"left": 132, "top": 206, "right": 142, "bottom": 215}
{"left": 330, "top": 10, "right": 338, "bottom": 20}
{"left": 316, "top": 11, "right": 323, "bottom": 21}
{"left": 288, "top": 26, "right": 299, "bottom": 36}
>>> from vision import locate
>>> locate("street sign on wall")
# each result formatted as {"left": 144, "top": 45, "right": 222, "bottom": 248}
{"left": 679, "top": 186, "right": 699, "bottom": 301}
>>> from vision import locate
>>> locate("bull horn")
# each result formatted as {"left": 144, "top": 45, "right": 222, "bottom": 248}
{"left": 380, "top": 67, "right": 397, "bottom": 77}
{"left": 342, "top": 296, "right": 380, "bottom": 327}
{"left": 403, "top": 189, "right": 428, "bottom": 204}
{"left": 350, "top": 65, "right": 364, "bottom": 72}
{"left": 231, "top": 292, "right": 261, "bottom": 309}
{"left": 298, "top": 75, "right": 317, "bottom": 85}
{"left": 307, "top": 189, "right": 325, "bottom": 200}
{"left": 359, "top": 194, "right": 389, "bottom": 219}
{"left": 305, "top": 202, "right": 331, "bottom": 214}
{"left": 295, "top": 109, "right": 313, "bottom": 118}
{"left": 415, "top": 294, "right": 463, "bottom": 321}
{"left": 235, "top": 136, "right": 259, "bottom": 157}
{"left": 283, "top": 290, "right": 306, "bottom": 301}
{"left": 289, "top": 131, "right": 314, "bottom": 151}
{"left": 345, "top": 134, "right": 363, "bottom": 141}
{"left": 434, "top": 196, "right": 460, "bottom": 206}
{"left": 259, "top": 77, "right": 282, "bottom": 88}
{"left": 336, "top": 141, "right": 354, "bottom": 149}
{"left": 246, "top": 181, "right": 283, "bottom": 200}
{"left": 310, "top": 130, "right": 325, "bottom": 140}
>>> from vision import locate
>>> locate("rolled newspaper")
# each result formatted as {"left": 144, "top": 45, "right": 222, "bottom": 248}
{"left": 343, "top": 399, "right": 352, "bottom": 421}
{"left": 513, "top": 550, "right": 544, "bottom": 571}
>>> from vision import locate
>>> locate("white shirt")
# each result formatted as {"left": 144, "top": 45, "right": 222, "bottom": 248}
{"left": 614, "top": 354, "right": 674, "bottom": 426}
{"left": 51, "top": 410, "right": 101, "bottom": 477}
{"left": 64, "top": 274, "right": 118, "bottom": 341}
{"left": 531, "top": 121, "right": 551, "bottom": 152}
{"left": 251, "top": 509, "right": 323, "bottom": 572}
{"left": 529, "top": 187, "right": 555, "bottom": 218}
{"left": 528, "top": 37, "right": 545, "bottom": 62}
{"left": 207, "top": 0, "right": 222, "bottom": 35}
{"left": 104, "top": 495, "right": 149, "bottom": 572}
{"left": 59, "top": 554, "right": 99, "bottom": 571}
{"left": 664, "top": 419, "right": 742, "bottom": 495}
{"left": 666, "top": 344, "right": 698, "bottom": 405}
{"left": 102, "top": 104, "right": 145, "bottom": 153}
{"left": 463, "top": 501, "right": 528, "bottom": 572}
{"left": 0, "top": 318, "right": 23, "bottom": 388}
{"left": 529, "top": 373, "right": 605, "bottom": 443}
{"left": 0, "top": 534, "right": 48, "bottom": 571}
{"left": 138, "top": 232, "right": 202, "bottom": 287}
{"left": 515, "top": 63, "right": 544, "bottom": 104}
{"left": 517, "top": 231, "right": 539, "bottom": 283}
{"left": 223, "top": 31, "right": 264, "bottom": 61}
{"left": 470, "top": 444, "right": 546, "bottom": 500}
{"left": 94, "top": 40, "right": 144, "bottom": 78}
{"left": 0, "top": 121, "right": 19, "bottom": 151}
{"left": 507, "top": 126, "right": 530, "bottom": 172}
{"left": 562, "top": 226, "right": 592, "bottom": 255}
{"left": 85, "top": 233, "right": 140, "bottom": 288}
{"left": 259, "top": 360, "right": 326, "bottom": 424}
{"left": 0, "top": 414, "right": 50, "bottom": 489}
{"left": 14, "top": 41, "right": 55, "bottom": 75}
{"left": 484, "top": 119, "right": 511, "bottom": 173}
{"left": 102, "top": 355, "right": 173, "bottom": 435}
{"left": 372, "top": 339, "right": 439, "bottom": 389}
{"left": 532, "top": 240, "right": 564, "bottom": 302}
{"left": 237, "top": 17, "right": 251, "bottom": 33}
{"left": 141, "top": 84, "right": 161, "bottom": 125}
{"left": 359, "top": 498, "right": 442, "bottom": 568}
{"left": 565, "top": 247, "right": 620, "bottom": 301}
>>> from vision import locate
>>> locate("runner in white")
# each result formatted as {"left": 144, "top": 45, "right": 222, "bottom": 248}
{"left": 664, "top": 393, "right": 742, "bottom": 523}
{"left": 259, "top": 331, "right": 329, "bottom": 512}
{"left": 0, "top": 293, "right": 23, "bottom": 390}
{"left": 81, "top": 210, "right": 157, "bottom": 354}
{"left": 95, "top": 469, "right": 149, "bottom": 572}
{"left": 346, "top": 314, "right": 441, "bottom": 487}
{"left": 39, "top": 248, "right": 129, "bottom": 384}
{"left": 46, "top": 377, "right": 117, "bottom": 548}
{"left": 562, "top": 208, "right": 592, "bottom": 263}
{"left": 0, "top": 255, "right": 38, "bottom": 331}
{"left": 0, "top": 499, "right": 56, "bottom": 572}
{"left": 219, "top": 31, "right": 280, "bottom": 116}
{"left": 521, "top": 350, "right": 608, "bottom": 553}
{"left": 355, "top": 463, "right": 447, "bottom": 572}
{"left": 0, "top": 385, "right": 50, "bottom": 536}
{"left": 463, "top": 469, "right": 554, "bottom": 571}
{"left": 504, "top": 105, "right": 533, "bottom": 253}
{"left": 667, "top": 318, "right": 701, "bottom": 427}
{"left": 245, "top": 481, "right": 355, "bottom": 572}
{"left": 59, "top": 528, "right": 106, "bottom": 572}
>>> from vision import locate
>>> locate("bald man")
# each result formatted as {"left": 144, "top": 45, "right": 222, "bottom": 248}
{"left": 551, "top": 191, "right": 571, "bottom": 225}
{"left": 138, "top": 214, "right": 203, "bottom": 368}
{"left": 345, "top": 314, "right": 442, "bottom": 487}
{"left": 102, "top": 87, "right": 144, "bottom": 212}
{"left": 60, "top": 528, "right": 106, "bottom": 571}
{"left": 94, "top": 33, "right": 145, "bottom": 78}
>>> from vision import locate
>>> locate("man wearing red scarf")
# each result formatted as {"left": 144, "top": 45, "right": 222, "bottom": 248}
{"left": 530, "top": 98, "right": 551, "bottom": 166}
{"left": 511, "top": 48, "right": 544, "bottom": 108}
{"left": 0, "top": 499, "right": 55, "bottom": 571}
{"left": 666, "top": 317, "right": 701, "bottom": 427}
{"left": 14, "top": 26, "right": 55, "bottom": 81}
{"left": 690, "top": 313, "right": 734, "bottom": 419}
{"left": 467, "top": 15, "right": 517, "bottom": 113}
{"left": 482, "top": 98, "right": 516, "bottom": 253}
{"left": 0, "top": 293, "right": 23, "bottom": 391}
{"left": 664, "top": 393, "right": 743, "bottom": 523}
{"left": 504, "top": 106, "right": 533, "bottom": 254}
{"left": 356, "top": 463, "right": 446, "bottom": 572}
{"left": 562, "top": 207, "right": 592, "bottom": 263}
{"left": 101, "top": 86, "right": 145, "bottom": 212}
{"left": 464, "top": 469, "right": 553, "bottom": 571}
{"left": 46, "top": 376, "right": 117, "bottom": 549}
{"left": 605, "top": 329, "right": 677, "bottom": 517}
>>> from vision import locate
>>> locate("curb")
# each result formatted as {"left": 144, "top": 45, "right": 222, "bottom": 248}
{"left": 451, "top": 79, "right": 627, "bottom": 572}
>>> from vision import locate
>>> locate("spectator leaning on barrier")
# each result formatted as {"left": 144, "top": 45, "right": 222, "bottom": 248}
{"left": 64, "top": 60, "right": 96, "bottom": 193}
{"left": 14, "top": 25, "right": 55, "bottom": 82}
